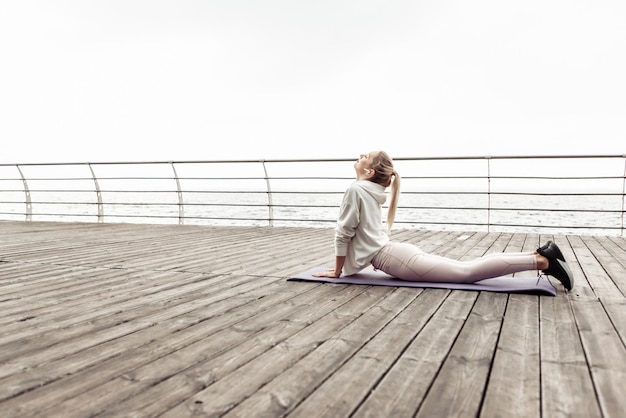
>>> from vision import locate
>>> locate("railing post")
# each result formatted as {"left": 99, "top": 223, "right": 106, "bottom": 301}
{"left": 486, "top": 156, "right": 492, "bottom": 232}
{"left": 171, "top": 162, "right": 184, "bottom": 225}
{"left": 261, "top": 160, "right": 274, "bottom": 226}
{"left": 16, "top": 165, "right": 32, "bottom": 221}
{"left": 620, "top": 155, "right": 626, "bottom": 236}
{"left": 88, "top": 163, "right": 104, "bottom": 223}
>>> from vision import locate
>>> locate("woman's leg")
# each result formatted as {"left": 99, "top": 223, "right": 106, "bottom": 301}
{"left": 372, "top": 242, "right": 539, "bottom": 283}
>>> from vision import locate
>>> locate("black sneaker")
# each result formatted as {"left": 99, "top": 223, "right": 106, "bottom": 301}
{"left": 537, "top": 241, "right": 574, "bottom": 290}
{"left": 538, "top": 240, "right": 565, "bottom": 261}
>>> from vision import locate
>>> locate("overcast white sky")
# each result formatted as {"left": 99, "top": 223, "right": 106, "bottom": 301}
{"left": 1, "top": 0, "right": 625, "bottom": 163}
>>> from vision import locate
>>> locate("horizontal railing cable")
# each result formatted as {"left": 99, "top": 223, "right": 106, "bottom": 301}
{"left": 0, "top": 155, "right": 624, "bottom": 236}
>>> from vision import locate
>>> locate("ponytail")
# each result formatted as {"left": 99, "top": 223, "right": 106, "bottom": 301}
{"left": 369, "top": 151, "right": 401, "bottom": 232}
{"left": 386, "top": 171, "right": 401, "bottom": 232}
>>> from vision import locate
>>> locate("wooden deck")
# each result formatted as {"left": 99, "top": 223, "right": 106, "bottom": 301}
{"left": 1, "top": 221, "right": 625, "bottom": 418}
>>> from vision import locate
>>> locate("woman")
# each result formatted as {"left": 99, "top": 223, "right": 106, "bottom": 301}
{"left": 314, "top": 151, "right": 574, "bottom": 291}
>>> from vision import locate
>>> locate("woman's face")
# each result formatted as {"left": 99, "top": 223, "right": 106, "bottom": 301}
{"left": 354, "top": 152, "right": 376, "bottom": 178}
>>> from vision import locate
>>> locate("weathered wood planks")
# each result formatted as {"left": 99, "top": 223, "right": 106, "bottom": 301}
{"left": 1, "top": 221, "right": 625, "bottom": 417}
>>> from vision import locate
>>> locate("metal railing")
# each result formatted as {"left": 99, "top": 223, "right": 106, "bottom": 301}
{"left": 1, "top": 155, "right": 624, "bottom": 236}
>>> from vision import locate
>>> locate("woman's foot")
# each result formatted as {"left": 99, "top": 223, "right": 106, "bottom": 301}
{"left": 537, "top": 241, "right": 574, "bottom": 290}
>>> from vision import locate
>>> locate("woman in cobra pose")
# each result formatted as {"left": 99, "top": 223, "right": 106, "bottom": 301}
{"left": 314, "top": 151, "right": 574, "bottom": 291}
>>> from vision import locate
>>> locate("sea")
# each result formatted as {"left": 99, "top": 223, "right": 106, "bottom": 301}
{"left": 1, "top": 158, "right": 624, "bottom": 236}
{"left": 0, "top": 190, "right": 623, "bottom": 237}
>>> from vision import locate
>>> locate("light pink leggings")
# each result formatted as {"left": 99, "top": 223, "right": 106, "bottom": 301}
{"left": 371, "top": 241, "right": 538, "bottom": 283}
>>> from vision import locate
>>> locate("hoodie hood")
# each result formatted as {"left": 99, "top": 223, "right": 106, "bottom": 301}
{"left": 354, "top": 180, "right": 387, "bottom": 205}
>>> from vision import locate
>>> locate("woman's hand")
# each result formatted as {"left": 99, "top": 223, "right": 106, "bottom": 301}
{"left": 313, "top": 269, "right": 341, "bottom": 278}
{"left": 313, "top": 257, "right": 345, "bottom": 278}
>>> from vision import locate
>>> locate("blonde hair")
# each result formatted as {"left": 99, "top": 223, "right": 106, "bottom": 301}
{"left": 370, "top": 151, "right": 401, "bottom": 231}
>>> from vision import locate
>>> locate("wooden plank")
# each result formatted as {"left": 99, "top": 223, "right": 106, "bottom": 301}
{"left": 415, "top": 291, "right": 507, "bottom": 417}
{"left": 0, "top": 275, "right": 290, "bottom": 403}
{"left": 1, "top": 221, "right": 626, "bottom": 417}
{"left": 352, "top": 290, "right": 478, "bottom": 417}
{"left": 0, "top": 270, "right": 241, "bottom": 349}
{"left": 568, "top": 235, "right": 619, "bottom": 301}
{"left": 285, "top": 289, "right": 450, "bottom": 418}
{"left": 572, "top": 298, "right": 626, "bottom": 417}
{"left": 0, "top": 271, "right": 270, "bottom": 368}
{"left": 0, "top": 278, "right": 324, "bottom": 415}
{"left": 540, "top": 295, "right": 601, "bottom": 417}
{"left": 587, "top": 235, "right": 626, "bottom": 298}
{"left": 480, "top": 294, "right": 541, "bottom": 417}
{"left": 479, "top": 232, "right": 547, "bottom": 416}
{"left": 218, "top": 287, "right": 421, "bottom": 418}
{"left": 15, "top": 283, "right": 364, "bottom": 417}
{"left": 159, "top": 286, "right": 405, "bottom": 417}
{"left": 0, "top": 267, "right": 199, "bottom": 326}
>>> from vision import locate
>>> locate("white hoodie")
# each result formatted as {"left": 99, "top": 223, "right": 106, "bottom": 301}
{"left": 334, "top": 180, "right": 390, "bottom": 275}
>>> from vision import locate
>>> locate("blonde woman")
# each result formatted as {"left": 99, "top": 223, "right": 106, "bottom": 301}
{"left": 314, "top": 151, "right": 574, "bottom": 291}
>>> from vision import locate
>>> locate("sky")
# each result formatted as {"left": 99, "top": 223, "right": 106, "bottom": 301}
{"left": 1, "top": 0, "right": 625, "bottom": 164}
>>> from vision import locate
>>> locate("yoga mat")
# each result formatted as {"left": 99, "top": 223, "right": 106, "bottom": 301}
{"left": 288, "top": 266, "right": 557, "bottom": 296}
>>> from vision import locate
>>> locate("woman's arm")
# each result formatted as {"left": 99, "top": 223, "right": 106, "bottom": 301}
{"left": 313, "top": 256, "right": 346, "bottom": 278}
{"left": 314, "top": 184, "right": 358, "bottom": 279}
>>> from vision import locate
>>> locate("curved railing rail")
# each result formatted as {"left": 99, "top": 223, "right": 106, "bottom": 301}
{"left": 1, "top": 155, "right": 624, "bottom": 236}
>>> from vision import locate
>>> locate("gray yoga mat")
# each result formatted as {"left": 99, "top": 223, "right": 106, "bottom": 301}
{"left": 288, "top": 266, "right": 557, "bottom": 296}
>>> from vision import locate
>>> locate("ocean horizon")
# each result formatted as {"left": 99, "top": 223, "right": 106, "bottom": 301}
{"left": 0, "top": 190, "right": 623, "bottom": 237}
{"left": 1, "top": 156, "right": 624, "bottom": 236}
